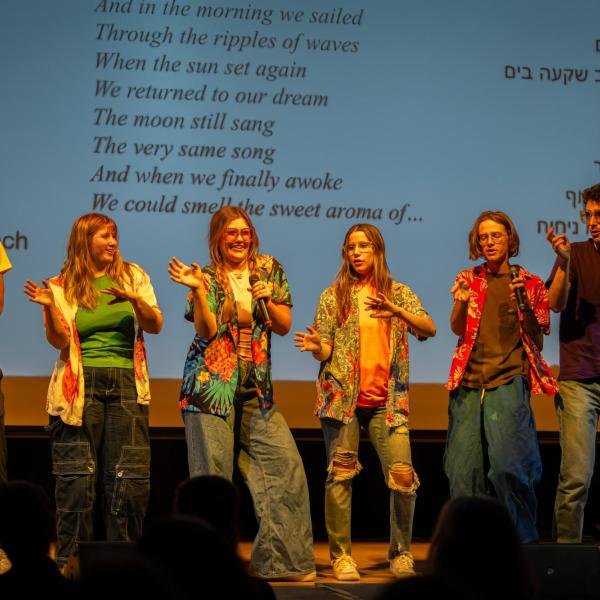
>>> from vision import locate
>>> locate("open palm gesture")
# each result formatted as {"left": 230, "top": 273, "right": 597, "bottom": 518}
{"left": 168, "top": 257, "right": 204, "bottom": 289}
{"left": 23, "top": 279, "right": 54, "bottom": 306}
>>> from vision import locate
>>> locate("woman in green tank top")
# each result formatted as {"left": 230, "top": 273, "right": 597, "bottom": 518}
{"left": 24, "top": 213, "right": 162, "bottom": 569}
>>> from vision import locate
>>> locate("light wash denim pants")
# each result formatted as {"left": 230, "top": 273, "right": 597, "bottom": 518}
{"left": 183, "top": 360, "right": 314, "bottom": 579}
{"left": 50, "top": 367, "right": 150, "bottom": 566}
{"left": 321, "top": 406, "right": 419, "bottom": 561}
{"left": 444, "top": 375, "right": 541, "bottom": 543}
{"left": 554, "top": 378, "right": 600, "bottom": 542}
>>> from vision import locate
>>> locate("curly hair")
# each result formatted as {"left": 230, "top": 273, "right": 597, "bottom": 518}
{"left": 583, "top": 183, "right": 600, "bottom": 205}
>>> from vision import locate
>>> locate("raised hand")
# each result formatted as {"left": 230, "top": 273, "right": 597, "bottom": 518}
{"left": 451, "top": 280, "right": 471, "bottom": 303}
{"left": 365, "top": 292, "right": 397, "bottom": 319}
{"left": 545, "top": 226, "right": 571, "bottom": 261}
{"left": 23, "top": 279, "right": 54, "bottom": 306}
{"left": 168, "top": 257, "right": 204, "bottom": 289}
{"left": 294, "top": 326, "right": 322, "bottom": 353}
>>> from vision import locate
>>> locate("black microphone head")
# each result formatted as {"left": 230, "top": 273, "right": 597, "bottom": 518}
{"left": 249, "top": 273, "right": 259, "bottom": 285}
{"left": 509, "top": 264, "right": 520, "bottom": 280}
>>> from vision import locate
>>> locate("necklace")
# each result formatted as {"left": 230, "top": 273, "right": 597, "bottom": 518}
{"left": 227, "top": 265, "right": 248, "bottom": 280}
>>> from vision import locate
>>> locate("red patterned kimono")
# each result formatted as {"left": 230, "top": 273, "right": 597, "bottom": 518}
{"left": 446, "top": 264, "right": 558, "bottom": 395}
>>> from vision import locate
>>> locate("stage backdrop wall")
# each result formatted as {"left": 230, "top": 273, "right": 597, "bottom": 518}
{"left": 1, "top": 1, "right": 599, "bottom": 428}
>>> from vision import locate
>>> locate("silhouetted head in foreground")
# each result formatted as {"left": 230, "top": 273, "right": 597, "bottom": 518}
{"left": 0, "top": 480, "right": 56, "bottom": 564}
{"left": 172, "top": 475, "right": 240, "bottom": 550}
{"left": 427, "top": 497, "right": 536, "bottom": 600}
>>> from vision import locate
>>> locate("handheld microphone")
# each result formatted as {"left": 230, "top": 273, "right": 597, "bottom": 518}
{"left": 509, "top": 264, "right": 528, "bottom": 311}
{"left": 249, "top": 273, "right": 272, "bottom": 328}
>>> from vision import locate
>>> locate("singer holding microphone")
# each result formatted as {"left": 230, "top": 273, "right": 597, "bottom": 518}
{"left": 445, "top": 210, "right": 558, "bottom": 542}
{"left": 168, "top": 206, "right": 315, "bottom": 581}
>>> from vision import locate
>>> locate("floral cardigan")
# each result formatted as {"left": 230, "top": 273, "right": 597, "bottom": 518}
{"left": 46, "top": 264, "right": 159, "bottom": 426}
{"left": 179, "top": 254, "right": 291, "bottom": 416}
{"left": 313, "top": 281, "right": 429, "bottom": 429}
{"left": 446, "top": 264, "right": 558, "bottom": 395}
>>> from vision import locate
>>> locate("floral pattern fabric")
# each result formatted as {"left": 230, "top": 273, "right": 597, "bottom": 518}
{"left": 46, "top": 264, "right": 159, "bottom": 426}
{"left": 180, "top": 254, "right": 291, "bottom": 416}
{"left": 446, "top": 264, "right": 558, "bottom": 395}
{"left": 313, "top": 281, "right": 428, "bottom": 429}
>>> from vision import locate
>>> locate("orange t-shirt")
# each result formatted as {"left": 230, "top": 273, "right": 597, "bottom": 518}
{"left": 356, "top": 285, "right": 391, "bottom": 408}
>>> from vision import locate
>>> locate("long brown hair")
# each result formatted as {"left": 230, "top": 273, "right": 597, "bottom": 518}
{"left": 467, "top": 210, "right": 520, "bottom": 260}
{"left": 208, "top": 206, "right": 260, "bottom": 322}
{"left": 334, "top": 224, "right": 392, "bottom": 326}
{"left": 61, "top": 213, "right": 131, "bottom": 309}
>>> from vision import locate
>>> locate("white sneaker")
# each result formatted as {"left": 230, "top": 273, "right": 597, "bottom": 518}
{"left": 390, "top": 553, "right": 416, "bottom": 578}
{"left": 332, "top": 555, "right": 360, "bottom": 581}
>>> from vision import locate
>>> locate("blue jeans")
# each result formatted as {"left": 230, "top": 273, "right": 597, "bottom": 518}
{"left": 554, "top": 378, "right": 600, "bottom": 542}
{"left": 183, "top": 360, "right": 314, "bottom": 578}
{"left": 321, "top": 406, "right": 419, "bottom": 561}
{"left": 444, "top": 376, "right": 541, "bottom": 542}
{"left": 50, "top": 367, "right": 150, "bottom": 566}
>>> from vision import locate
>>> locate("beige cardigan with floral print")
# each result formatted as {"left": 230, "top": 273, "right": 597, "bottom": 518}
{"left": 46, "top": 264, "right": 159, "bottom": 426}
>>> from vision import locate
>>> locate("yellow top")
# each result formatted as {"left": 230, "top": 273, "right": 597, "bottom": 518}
{"left": 0, "top": 243, "right": 12, "bottom": 274}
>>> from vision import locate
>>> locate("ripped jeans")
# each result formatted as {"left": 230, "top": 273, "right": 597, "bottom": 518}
{"left": 49, "top": 367, "right": 150, "bottom": 566}
{"left": 321, "top": 406, "right": 419, "bottom": 561}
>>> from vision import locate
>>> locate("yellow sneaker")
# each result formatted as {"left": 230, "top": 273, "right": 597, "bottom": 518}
{"left": 332, "top": 555, "right": 360, "bottom": 581}
{"left": 390, "top": 553, "right": 416, "bottom": 578}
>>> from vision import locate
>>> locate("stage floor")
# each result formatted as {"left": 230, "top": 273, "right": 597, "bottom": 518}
{"left": 239, "top": 540, "right": 430, "bottom": 598}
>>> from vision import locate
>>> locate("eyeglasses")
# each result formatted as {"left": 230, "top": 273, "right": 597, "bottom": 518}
{"left": 580, "top": 210, "right": 600, "bottom": 224}
{"left": 223, "top": 228, "right": 252, "bottom": 241}
{"left": 346, "top": 242, "right": 373, "bottom": 254}
{"left": 478, "top": 232, "right": 507, "bottom": 243}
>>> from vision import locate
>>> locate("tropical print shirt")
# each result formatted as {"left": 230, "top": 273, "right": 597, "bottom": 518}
{"left": 313, "top": 281, "right": 429, "bottom": 429}
{"left": 46, "top": 264, "right": 159, "bottom": 426}
{"left": 179, "top": 254, "right": 291, "bottom": 416}
{"left": 446, "top": 264, "right": 558, "bottom": 395}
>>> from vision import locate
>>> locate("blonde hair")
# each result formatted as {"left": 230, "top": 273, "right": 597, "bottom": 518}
{"left": 207, "top": 206, "right": 260, "bottom": 323}
{"left": 334, "top": 224, "right": 392, "bottom": 326}
{"left": 61, "top": 213, "right": 132, "bottom": 309}
{"left": 467, "top": 210, "right": 520, "bottom": 261}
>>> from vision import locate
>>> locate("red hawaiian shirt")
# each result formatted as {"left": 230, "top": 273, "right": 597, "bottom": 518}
{"left": 447, "top": 264, "right": 558, "bottom": 395}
